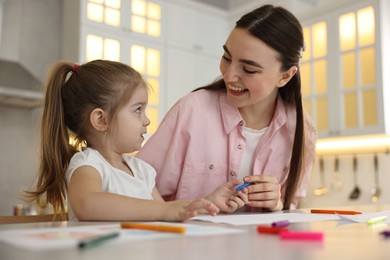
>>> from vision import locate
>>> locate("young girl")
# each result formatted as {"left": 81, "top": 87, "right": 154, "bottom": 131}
{"left": 26, "top": 60, "right": 247, "bottom": 221}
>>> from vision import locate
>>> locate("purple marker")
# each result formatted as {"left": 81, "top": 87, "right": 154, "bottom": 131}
{"left": 271, "top": 220, "right": 290, "bottom": 227}
{"left": 380, "top": 230, "right": 390, "bottom": 238}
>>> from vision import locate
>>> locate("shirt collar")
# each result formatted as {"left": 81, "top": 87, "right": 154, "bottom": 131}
{"left": 219, "top": 91, "right": 243, "bottom": 134}
{"left": 219, "top": 92, "right": 292, "bottom": 135}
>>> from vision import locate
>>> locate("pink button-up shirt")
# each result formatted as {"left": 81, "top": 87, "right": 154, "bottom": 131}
{"left": 137, "top": 89, "right": 317, "bottom": 209}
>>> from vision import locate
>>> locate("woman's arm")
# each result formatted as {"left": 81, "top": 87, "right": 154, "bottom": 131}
{"left": 137, "top": 102, "right": 185, "bottom": 200}
{"left": 242, "top": 117, "right": 317, "bottom": 211}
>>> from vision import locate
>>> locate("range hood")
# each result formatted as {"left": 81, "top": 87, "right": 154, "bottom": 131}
{"left": 0, "top": 0, "right": 60, "bottom": 109}
{"left": 0, "top": 60, "right": 44, "bottom": 108}
{"left": 0, "top": 85, "right": 43, "bottom": 108}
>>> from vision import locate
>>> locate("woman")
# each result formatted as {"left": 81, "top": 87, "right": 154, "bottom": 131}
{"left": 137, "top": 5, "right": 317, "bottom": 211}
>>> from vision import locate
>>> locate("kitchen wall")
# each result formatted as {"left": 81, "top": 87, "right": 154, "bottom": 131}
{"left": 300, "top": 153, "right": 390, "bottom": 208}
{"left": 0, "top": 0, "right": 389, "bottom": 215}
{"left": 0, "top": 0, "right": 61, "bottom": 215}
{"left": 0, "top": 106, "right": 41, "bottom": 215}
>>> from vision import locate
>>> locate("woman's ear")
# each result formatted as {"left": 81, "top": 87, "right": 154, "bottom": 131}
{"left": 277, "top": 66, "right": 298, "bottom": 88}
{"left": 90, "top": 108, "right": 108, "bottom": 133}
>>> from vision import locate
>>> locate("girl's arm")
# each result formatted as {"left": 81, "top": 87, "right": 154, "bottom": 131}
{"left": 68, "top": 166, "right": 218, "bottom": 222}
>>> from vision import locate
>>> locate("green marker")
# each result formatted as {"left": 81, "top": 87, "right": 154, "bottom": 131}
{"left": 78, "top": 231, "right": 120, "bottom": 249}
{"left": 367, "top": 216, "right": 387, "bottom": 225}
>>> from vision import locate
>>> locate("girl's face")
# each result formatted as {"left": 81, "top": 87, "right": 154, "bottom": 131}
{"left": 220, "top": 28, "right": 293, "bottom": 110}
{"left": 113, "top": 86, "right": 150, "bottom": 154}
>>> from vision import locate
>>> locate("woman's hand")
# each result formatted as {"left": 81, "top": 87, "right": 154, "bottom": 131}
{"left": 205, "top": 180, "right": 248, "bottom": 213}
{"left": 242, "top": 175, "right": 283, "bottom": 211}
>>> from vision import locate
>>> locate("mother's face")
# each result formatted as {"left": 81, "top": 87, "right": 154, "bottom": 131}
{"left": 220, "top": 28, "right": 297, "bottom": 109}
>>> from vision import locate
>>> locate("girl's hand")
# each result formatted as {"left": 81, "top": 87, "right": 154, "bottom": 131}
{"left": 166, "top": 199, "right": 219, "bottom": 222}
{"left": 206, "top": 180, "right": 248, "bottom": 213}
{"left": 242, "top": 175, "right": 283, "bottom": 211}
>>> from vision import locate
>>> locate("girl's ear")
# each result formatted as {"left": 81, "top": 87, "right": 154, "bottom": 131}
{"left": 277, "top": 66, "right": 298, "bottom": 88}
{"left": 90, "top": 108, "right": 108, "bottom": 133}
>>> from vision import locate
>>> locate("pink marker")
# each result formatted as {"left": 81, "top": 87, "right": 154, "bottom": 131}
{"left": 279, "top": 231, "right": 324, "bottom": 241}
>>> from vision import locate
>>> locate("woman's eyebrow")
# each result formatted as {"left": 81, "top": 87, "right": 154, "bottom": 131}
{"left": 223, "top": 45, "right": 264, "bottom": 69}
{"left": 223, "top": 45, "right": 231, "bottom": 55}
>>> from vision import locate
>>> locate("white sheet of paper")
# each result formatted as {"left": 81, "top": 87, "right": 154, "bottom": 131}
{"left": 0, "top": 222, "right": 244, "bottom": 251}
{"left": 191, "top": 210, "right": 390, "bottom": 225}
{"left": 336, "top": 210, "right": 390, "bottom": 223}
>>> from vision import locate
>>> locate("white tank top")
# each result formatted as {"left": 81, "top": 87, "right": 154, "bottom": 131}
{"left": 237, "top": 127, "right": 268, "bottom": 181}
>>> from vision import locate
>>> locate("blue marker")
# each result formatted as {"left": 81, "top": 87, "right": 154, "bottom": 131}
{"left": 235, "top": 182, "right": 254, "bottom": 191}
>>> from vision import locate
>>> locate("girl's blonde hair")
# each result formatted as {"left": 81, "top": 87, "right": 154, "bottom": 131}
{"left": 26, "top": 59, "right": 146, "bottom": 216}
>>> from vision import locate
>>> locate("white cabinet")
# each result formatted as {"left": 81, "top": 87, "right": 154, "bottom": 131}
{"left": 62, "top": 0, "right": 229, "bottom": 123}
{"left": 165, "top": 1, "right": 230, "bottom": 55}
{"left": 301, "top": 0, "right": 390, "bottom": 138}
{"left": 165, "top": 47, "right": 221, "bottom": 108}
{"left": 163, "top": 0, "right": 229, "bottom": 110}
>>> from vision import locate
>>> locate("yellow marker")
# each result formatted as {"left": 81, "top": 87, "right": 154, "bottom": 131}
{"left": 121, "top": 222, "right": 186, "bottom": 234}
{"left": 367, "top": 216, "right": 387, "bottom": 225}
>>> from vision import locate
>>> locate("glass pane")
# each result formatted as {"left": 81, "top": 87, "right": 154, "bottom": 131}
{"left": 344, "top": 93, "right": 358, "bottom": 128}
{"left": 341, "top": 52, "right": 356, "bottom": 89}
{"left": 131, "top": 45, "right": 146, "bottom": 74}
{"left": 312, "top": 21, "right": 327, "bottom": 58}
{"left": 316, "top": 97, "right": 328, "bottom": 131}
{"left": 362, "top": 89, "right": 377, "bottom": 126}
{"left": 147, "top": 20, "right": 161, "bottom": 37}
{"left": 146, "top": 108, "right": 159, "bottom": 134}
{"left": 132, "top": 0, "right": 146, "bottom": 16}
{"left": 146, "top": 48, "right": 160, "bottom": 77}
{"left": 314, "top": 59, "right": 327, "bottom": 94}
{"left": 105, "top": 8, "right": 120, "bottom": 27}
{"left": 360, "top": 48, "right": 376, "bottom": 85}
{"left": 90, "top": 0, "right": 103, "bottom": 3}
{"left": 87, "top": 3, "right": 104, "bottom": 23}
{"left": 339, "top": 12, "right": 356, "bottom": 51}
{"left": 147, "top": 3, "right": 161, "bottom": 20}
{"left": 302, "top": 27, "right": 311, "bottom": 61}
{"left": 358, "top": 6, "right": 375, "bottom": 47}
{"left": 104, "top": 38, "right": 120, "bottom": 61}
{"left": 132, "top": 16, "right": 146, "bottom": 33}
{"left": 147, "top": 78, "right": 159, "bottom": 105}
{"left": 303, "top": 99, "right": 312, "bottom": 118}
{"left": 105, "top": 0, "right": 120, "bottom": 9}
{"left": 300, "top": 63, "right": 311, "bottom": 96}
{"left": 86, "top": 34, "right": 103, "bottom": 61}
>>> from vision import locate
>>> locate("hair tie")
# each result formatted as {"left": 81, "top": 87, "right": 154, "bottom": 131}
{"left": 73, "top": 64, "right": 79, "bottom": 71}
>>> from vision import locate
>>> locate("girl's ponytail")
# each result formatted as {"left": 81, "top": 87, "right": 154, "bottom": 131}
{"left": 26, "top": 62, "right": 77, "bottom": 218}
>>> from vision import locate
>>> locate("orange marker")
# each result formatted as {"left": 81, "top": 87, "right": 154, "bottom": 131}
{"left": 121, "top": 222, "right": 186, "bottom": 234}
{"left": 310, "top": 209, "right": 362, "bottom": 215}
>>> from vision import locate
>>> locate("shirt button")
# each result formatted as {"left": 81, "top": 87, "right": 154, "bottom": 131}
{"left": 283, "top": 167, "right": 288, "bottom": 172}
{"left": 237, "top": 144, "right": 243, "bottom": 150}
{"left": 209, "top": 164, "right": 214, "bottom": 170}
{"left": 230, "top": 171, "right": 236, "bottom": 176}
